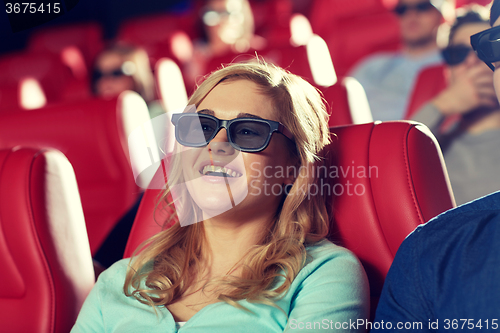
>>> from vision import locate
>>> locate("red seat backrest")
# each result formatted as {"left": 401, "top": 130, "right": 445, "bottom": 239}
{"left": 0, "top": 93, "right": 143, "bottom": 255}
{"left": 0, "top": 84, "right": 20, "bottom": 111}
{"left": 123, "top": 121, "right": 455, "bottom": 318}
{"left": 405, "top": 64, "right": 446, "bottom": 119}
{"left": 322, "top": 77, "right": 374, "bottom": 127}
{"left": 323, "top": 121, "right": 455, "bottom": 317}
{"left": 0, "top": 51, "right": 85, "bottom": 104}
{"left": 204, "top": 44, "right": 315, "bottom": 88}
{"left": 309, "top": 0, "right": 401, "bottom": 77}
{"left": 118, "top": 13, "right": 198, "bottom": 43}
{"left": 117, "top": 13, "right": 197, "bottom": 69}
{"left": 251, "top": 0, "right": 293, "bottom": 47}
{"left": 0, "top": 147, "right": 94, "bottom": 332}
{"left": 28, "top": 22, "right": 104, "bottom": 74}
{"left": 323, "top": 14, "right": 401, "bottom": 77}
{"left": 309, "top": 0, "right": 386, "bottom": 33}
{"left": 455, "top": 0, "right": 491, "bottom": 7}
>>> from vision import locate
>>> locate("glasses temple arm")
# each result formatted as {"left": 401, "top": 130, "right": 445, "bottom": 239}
{"left": 278, "top": 123, "right": 294, "bottom": 141}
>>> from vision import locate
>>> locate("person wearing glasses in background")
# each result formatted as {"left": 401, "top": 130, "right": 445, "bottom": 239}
{"left": 372, "top": 3, "right": 500, "bottom": 331}
{"left": 72, "top": 60, "right": 369, "bottom": 332}
{"left": 184, "top": 0, "right": 265, "bottom": 91}
{"left": 91, "top": 43, "right": 166, "bottom": 278}
{"left": 93, "top": 44, "right": 154, "bottom": 102}
{"left": 411, "top": 6, "right": 500, "bottom": 206}
{"left": 349, "top": 0, "right": 444, "bottom": 121}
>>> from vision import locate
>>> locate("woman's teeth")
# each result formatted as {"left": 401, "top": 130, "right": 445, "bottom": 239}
{"left": 201, "top": 165, "right": 242, "bottom": 177}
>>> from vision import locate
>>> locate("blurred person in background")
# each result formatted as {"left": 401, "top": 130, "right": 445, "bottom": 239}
{"left": 412, "top": 7, "right": 500, "bottom": 205}
{"left": 349, "top": 0, "right": 444, "bottom": 121}
{"left": 185, "top": 0, "right": 266, "bottom": 86}
{"left": 92, "top": 43, "right": 165, "bottom": 119}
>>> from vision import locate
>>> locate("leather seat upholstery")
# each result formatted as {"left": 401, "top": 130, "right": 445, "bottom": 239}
{"left": 0, "top": 147, "right": 94, "bottom": 333}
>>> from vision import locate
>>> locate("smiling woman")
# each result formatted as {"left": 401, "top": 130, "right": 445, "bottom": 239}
{"left": 71, "top": 60, "right": 370, "bottom": 332}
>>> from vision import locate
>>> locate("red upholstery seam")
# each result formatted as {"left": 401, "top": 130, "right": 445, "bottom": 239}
{"left": 367, "top": 123, "right": 390, "bottom": 248}
{"left": 403, "top": 124, "right": 425, "bottom": 229}
{"left": 27, "top": 152, "right": 56, "bottom": 333}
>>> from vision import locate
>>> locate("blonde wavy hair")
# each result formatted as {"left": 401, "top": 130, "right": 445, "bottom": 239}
{"left": 124, "top": 60, "right": 332, "bottom": 310}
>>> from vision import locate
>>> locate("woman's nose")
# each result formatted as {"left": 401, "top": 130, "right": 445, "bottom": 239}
{"left": 208, "top": 128, "right": 235, "bottom": 155}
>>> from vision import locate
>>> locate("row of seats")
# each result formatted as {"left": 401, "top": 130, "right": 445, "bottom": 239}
{"left": 0, "top": 91, "right": 148, "bottom": 255}
{"left": 0, "top": 27, "right": 370, "bottom": 127}
{"left": 0, "top": 0, "right": 490, "bottom": 112}
{"left": 0, "top": 120, "right": 455, "bottom": 331}
{"left": 0, "top": 0, "right": 402, "bottom": 116}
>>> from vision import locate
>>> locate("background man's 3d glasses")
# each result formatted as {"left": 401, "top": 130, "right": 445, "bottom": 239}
{"left": 393, "top": 1, "right": 435, "bottom": 16}
{"left": 442, "top": 45, "right": 473, "bottom": 66}
{"left": 471, "top": 25, "right": 500, "bottom": 71}
{"left": 171, "top": 113, "right": 294, "bottom": 153}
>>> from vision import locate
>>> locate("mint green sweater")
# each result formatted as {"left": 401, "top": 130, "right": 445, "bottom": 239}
{"left": 71, "top": 240, "right": 369, "bottom": 332}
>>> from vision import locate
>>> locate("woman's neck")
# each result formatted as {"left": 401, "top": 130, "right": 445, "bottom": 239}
{"left": 201, "top": 214, "right": 273, "bottom": 277}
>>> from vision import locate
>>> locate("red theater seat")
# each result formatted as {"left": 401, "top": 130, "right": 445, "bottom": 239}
{"left": 323, "top": 121, "right": 455, "bottom": 317}
{"left": 322, "top": 84, "right": 353, "bottom": 127}
{"left": 455, "top": 0, "right": 491, "bottom": 7}
{"left": 117, "top": 14, "right": 196, "bottom": 68}
{"left": 0, "top": 147, "right": 94, "bottom": 333}
{"left": 118, "top": 12, "right": 198, "bottom": 42}
{"left": 309, "top": 0, "right": 386, "bottom": 33}
{"left": 0, "top": 84, "right": 19, "bottom": 111}
{"left": 123, "top": 121, "right": 455, "bottom": 318}
{"left": 28, "top": 22, "right": 104, "bottom": 75}
{"left": 322, "top": 14, "right": 401, "bottom": 77}
{"left": 205, "top": 44, "right": 316, "bottom": 87}
{"left": 405, "top": 64, "right": 446, "bottom": 120}
{"left": 322, "top": 77, "right": 373, "bottom": 127}
{"left": 0, "top": 92, "right": 148, "bottom": 255}
{"left": 251, "top": 0, "right": 293, "bottom": 46}
{"left": 309, "top": 0, "right": 401, "bottom": 77}
{"left": 0, "top": 51, "right": 88, "bottom": 105}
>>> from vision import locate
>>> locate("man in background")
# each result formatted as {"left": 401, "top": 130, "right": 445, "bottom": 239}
{"left": 412, "top": 8, "right": 500, "bottom": 205}
{"left": 350, "top": 0, "right": 444, "bottom": 121}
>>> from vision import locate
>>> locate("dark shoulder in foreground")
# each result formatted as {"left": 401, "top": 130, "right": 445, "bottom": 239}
{"left": 411, "top": 190, "right": 500, "bottom": 240}
{"left": 374, "top": 191, "right": 500, "bottom": 331}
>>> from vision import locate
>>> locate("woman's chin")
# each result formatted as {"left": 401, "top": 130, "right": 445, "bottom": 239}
{"left": 186, "top": 177, "right": 250, "bottom": 220}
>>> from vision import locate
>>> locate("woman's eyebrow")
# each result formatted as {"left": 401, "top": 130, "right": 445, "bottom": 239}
{"left": 196, "top": 109, "right": 214, "bottom": 115}
{"left": 237, "top": 112, "right": 263, "bottom": 119}
{"left": 196, "top": 109, "right": 263, "bottom": 119}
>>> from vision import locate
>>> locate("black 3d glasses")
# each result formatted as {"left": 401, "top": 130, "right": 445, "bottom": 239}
{"left": 471, "top": 25, "right": 500, "bottom": 71}
{"left": 441, "top": 45, "right": 473, "bottom": 66}
{"left": 394, "top": 2, "right": 435, "bottom": 16}
{"left": 92, "top": 68, "right": 130, "bottom": 82}
{"left": 171, "top": 112, "right": 294, "bottom": 153}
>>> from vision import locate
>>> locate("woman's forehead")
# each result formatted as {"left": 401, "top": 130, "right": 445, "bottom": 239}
{"left": 198, "top": 79, "right": 277, "bottom": 120}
